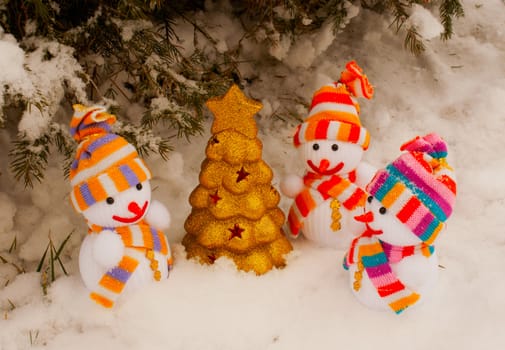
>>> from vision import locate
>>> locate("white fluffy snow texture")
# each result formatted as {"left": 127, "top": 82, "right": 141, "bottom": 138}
{"left": 2, "top": 1, "right": 505, "bottom": 349}
{"left": 0, "top": 34, "right": 87, "bottom": 139}
{"left": 407, "top": 4, "right": 444, "bottom": 40}
{"left": 0, "top": 39, "right": 30, "bottom": 88}
{"left": 0, "top": 34, "right": 35, "bottom": 121}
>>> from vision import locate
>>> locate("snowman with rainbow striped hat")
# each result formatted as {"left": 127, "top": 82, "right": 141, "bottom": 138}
{"left": 281, "top": 61, "right": 376, "bottom": 249}
{"left": 343, "top": 133, "right": 457, "bottom": 314}
{"left": 69, "top": 104, "right": 173, "bottom": 308}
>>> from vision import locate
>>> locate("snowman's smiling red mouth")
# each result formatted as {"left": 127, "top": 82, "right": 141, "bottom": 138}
{"left": 307, "top": 160, "right": 344, "bottom": 175}
{"left": 354, "top": 211, "right": 383, "bottom": 237}
{"left": 112, "top": 201, "right": 148, "bottom": 223}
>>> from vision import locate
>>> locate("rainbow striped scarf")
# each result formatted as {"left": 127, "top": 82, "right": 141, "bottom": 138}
{"left": 88, "top": 220, "right": 170, "bottom": 308}
{"left": 287, "top": 171, "right": 367, "bottom": 237}
{"left": 343, "top": 230, "right": 434, "bottom": 314}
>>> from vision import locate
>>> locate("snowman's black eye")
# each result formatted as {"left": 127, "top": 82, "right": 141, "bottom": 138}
{"left": 312, "top": 143, "right": 319, "bottom": 151}
{"left": 136, "top": 183, "right": 143, "bottom": 190}
{"left": 331, "top": 144, "right": 339, "bottom": 151}
{"left": 379, "top": 207, "right": 387, "bottom": 215}
{"left": 367, "top": 196, "right": 373, "bottom": 203}
{"left": 106, "top": 197, "right": 115, "bottom": 205}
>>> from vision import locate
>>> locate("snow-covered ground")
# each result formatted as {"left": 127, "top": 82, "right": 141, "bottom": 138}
{"left": 1, "top": 1, "right": 505, "bottom": 349}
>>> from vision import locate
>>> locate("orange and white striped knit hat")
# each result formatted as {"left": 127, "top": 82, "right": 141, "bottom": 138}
{"left": 293, "top": 61, "right": 374, "bottom": 150}
{"left": 69, "top": 104, "right": 151, "bottom": 213}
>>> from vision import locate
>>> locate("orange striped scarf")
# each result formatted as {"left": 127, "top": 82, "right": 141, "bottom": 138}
{"left": 287, "top": 171, "right": 367, "bottom": 237}
{"left": 87, "top": 221, "right": 170, "bottom": 308}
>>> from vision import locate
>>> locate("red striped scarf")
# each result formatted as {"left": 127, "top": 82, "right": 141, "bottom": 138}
{"left": 287, "top": 170, "right": 367, "bottom": 237}
{"left": 87, "top": 220, "right": 170, "bottom": 308}
{"left": 343, "top": 229, "right": 434, "bottom": 314}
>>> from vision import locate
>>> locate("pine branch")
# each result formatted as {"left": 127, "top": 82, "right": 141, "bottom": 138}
{"left": 0, "top": 0, "right": 466, "bottom": 188}
{"left": 142, "top": 104, "right": 204, "bottom": 139}
{"left": 404, "top": 25, "right": 425, "bottom": 55}
{"left": 116, "top": 123, "right": 173, "bottom": 160}
{"left": 9, "top": 136, "right": 50, "bottom": 188}
{"left": 175, "top": 11, "right": 218, "bottom": 46}
{"left": 8, "top": 120, "right": 77, "bottom": 186}
{"left": 51, "top": 124, "right": 76, "bottom": 179}
{"left": 439, "top": 0, "right": 464, "bottom": 40}
{"left": 324, "top": 0, "right": 349, "bottom": 33}
{"left": 386, "top": 0, "right": 411, "bottom": 33}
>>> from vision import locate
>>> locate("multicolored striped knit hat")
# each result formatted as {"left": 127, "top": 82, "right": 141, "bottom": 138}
{"left": 69, "top": 104, "right": 151, "bottom": 213}
{"left": 293, "top": 61, "right": 374, "bottom": 150}
{"left": 366, "top": 133, "right": 457, "bottom": 245}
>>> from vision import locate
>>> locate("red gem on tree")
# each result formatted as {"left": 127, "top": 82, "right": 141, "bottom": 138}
{"left": 209, "top": 190, "right": 222, "bottom": 204}
{"left": 228, "top": 224, "right": 245, "bottom": 240}
{"left": 210, "top": 136, "right": 219, "bottom": 145}
{"left": 236, "top": 166, "right": 250, "bottom": 183}
{"left": 208, "top": 253, "right": 217, "bottom": 263}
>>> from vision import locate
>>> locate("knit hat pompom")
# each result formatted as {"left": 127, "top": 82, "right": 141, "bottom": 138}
{"left": 366, "top": 133, "right": 456, "bottom": 245}
{"left": 339, "top": 60, "right": 374, "bottom": 99}
{"left": 293, "top": 60, "right": 373, "bottom": 149}
{"left": 400, "top": 133, "right": 448, "bottom": 160}
{"left": 70, "top": 104, "right": 117, "bottom": 142}
{"left": 69, "top": 104, "right": 151, "bottom": 213}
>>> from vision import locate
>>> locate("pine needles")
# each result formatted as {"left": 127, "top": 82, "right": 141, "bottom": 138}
{"left": 363, "top": 0, "right": 465, "bottom": 55}
{"left": 439, "top": 0, "right": 464, "bottom": 40}
{"left": 0, "top": 237, "right": 24, "bottom": 278}
{"left": 0, "top": 0, "right": 464, "bottom": 187}
{"left": 2, "top": 0, "right": 236, "bottom": 187}
{"left": 0, "top": 230, "right": 74, "bottom": 297}
{"left": 404, "top": 26, "right": 425, "bottom": 56}
{"left": 9, "top": 137, "right": 50, "bottom": 188}
{"left": 37, "top": 230, "right": 74, "bottom": 295}
{"left": 9, "top": 122, "right": 77, "bottom": 187}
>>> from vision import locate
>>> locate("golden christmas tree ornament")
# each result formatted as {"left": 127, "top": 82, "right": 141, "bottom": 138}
{"left": 182, "top": 84, "right": 293, "bottom": 274}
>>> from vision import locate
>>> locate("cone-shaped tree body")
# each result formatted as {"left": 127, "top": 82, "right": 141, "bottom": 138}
{"left": 182, "top": 85, "right": 292, "bottom": 274}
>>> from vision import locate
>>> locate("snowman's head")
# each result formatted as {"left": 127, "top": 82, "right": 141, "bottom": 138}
{"left": 69, "top": 105, "right": 153, "bottom": 226}
{"left": 300, "top": 140, "right": 364, "bottom": 175}
{"left": 293, "top": 75, "right": 373, "bottom": 173}
{"left": 361, "top": 133, "right": 457, "bottom": 246}
{"left": 82, "top": 180, "right": 151, "bottom": 227}
{"left": 356, "top": 195, "right": 425, "bottom": 246}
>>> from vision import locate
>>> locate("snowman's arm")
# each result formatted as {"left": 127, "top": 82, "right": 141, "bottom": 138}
{"left": 92, "top": 230, "right": 125, "bottom": 269}
{"left": 280, "top": 174, "right": 304, "bottom": 198}
{"left": 355, "top": 161, "right": 378, "bottom": 188}
{"left": 145, "top": 199, "right": 171, "bottom": 231}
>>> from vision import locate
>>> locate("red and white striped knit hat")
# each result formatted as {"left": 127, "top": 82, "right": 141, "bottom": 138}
{"left": 69, "top": 104, "right": 151, "bottom": 213}
{"left": 293, "top": 61, "right": 374, "bottom": 150}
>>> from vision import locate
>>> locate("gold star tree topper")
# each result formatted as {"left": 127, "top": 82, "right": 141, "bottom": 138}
{"left": 206, "top": 84, "right": 263, "bottom": 139}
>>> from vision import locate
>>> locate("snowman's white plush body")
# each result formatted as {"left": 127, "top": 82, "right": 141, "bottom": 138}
{"left": 301, "top": 198, "right": 364, "bottom": 248}
{"left": 282, "top": 140, "right": 376, "bottom": 249}
{"left": 79, "top": 180, "right": 172, "bottom": 296}
{"left": 347, "top": 197, "right": 438, "bottom": 311}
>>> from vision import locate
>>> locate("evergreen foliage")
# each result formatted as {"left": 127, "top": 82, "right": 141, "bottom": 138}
{"left": 362, "top": 0, "right": 465, "bottom": 55}
{"left": 0, "top": 0, "right": 463, "bottom": 187}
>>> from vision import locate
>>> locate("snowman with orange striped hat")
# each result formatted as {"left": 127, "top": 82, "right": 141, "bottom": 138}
{"left": 281, "top": 61, "right": 376, "bottom": 249}
{"left": 69, "top": 104, "right": 173, "bottom": 308}
{"left": 343, "top": 133, "right": 457, "bottom": 314}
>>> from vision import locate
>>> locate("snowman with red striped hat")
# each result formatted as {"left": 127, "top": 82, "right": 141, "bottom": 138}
{"left": 69, "top": 104, "right": 173, "bottom": 308}
{"left": 343, "top": 133, "right": 457, "bottom": 314}
{"left": 281, "top": 61, "right": 376, "bottom": 249}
